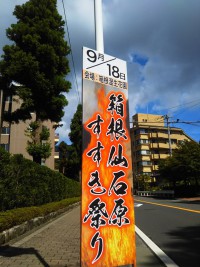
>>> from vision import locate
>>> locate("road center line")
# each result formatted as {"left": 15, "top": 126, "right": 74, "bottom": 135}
{"left": 135, "top": 225, "right": 180, "bottom": 267}
{"left": 135, "top": 199, "right": 200, "bottom": 214}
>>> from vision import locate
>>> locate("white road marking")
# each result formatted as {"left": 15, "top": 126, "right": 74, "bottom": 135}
{"left": 135, "top": 226, "right": 180, "bottom": 267}
{"left": 134, "top": 203, "right": 143, "bottom": 207}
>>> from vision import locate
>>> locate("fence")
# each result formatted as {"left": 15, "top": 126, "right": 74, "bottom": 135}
{"left": 136, "top": 190, "right": 174, "bottom": 198}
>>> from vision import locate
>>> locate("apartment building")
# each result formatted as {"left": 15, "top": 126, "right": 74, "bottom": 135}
{"left": 130, "top": 113, "right": 193, "bottom": 181}
{"left": 0, "top": 89, "right": 58, "bottom": 170}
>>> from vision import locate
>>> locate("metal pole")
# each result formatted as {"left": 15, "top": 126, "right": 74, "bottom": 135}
{"left": 93, "top": 2, "right": 133, "bottom": 266}
{"left": 94, "top": 0, "right": 104, "bottom": 53}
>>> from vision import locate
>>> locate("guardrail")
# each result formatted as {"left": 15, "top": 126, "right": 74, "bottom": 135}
{"left": 136, "top": 190, "right": 174, "bottom": 198}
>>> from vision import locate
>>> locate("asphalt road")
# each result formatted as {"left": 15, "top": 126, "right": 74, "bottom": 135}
{"left": 134, "top": 196, "right": 200, "bottom": 267}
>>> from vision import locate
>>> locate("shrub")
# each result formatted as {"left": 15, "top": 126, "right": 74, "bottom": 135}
{"left": 0, "top": 149, "right": 81, "bottom": 211}
{"left": 0, "top": 197, "right": 80, "bottom": 232}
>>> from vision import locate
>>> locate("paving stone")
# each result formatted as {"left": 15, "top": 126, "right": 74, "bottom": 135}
{"left": 0, "top": 206, "right": 81, "bottom": 267}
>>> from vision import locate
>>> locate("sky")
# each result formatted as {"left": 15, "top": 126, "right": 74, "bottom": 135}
{"left": 0, "top": 0, "right": 200, "bottom": 143}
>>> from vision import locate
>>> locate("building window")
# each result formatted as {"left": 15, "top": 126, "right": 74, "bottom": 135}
{"left": 1, "top": 127, "right": 10, "bottom": 134}
{"left": 139, "top": 150, "right": 151, "bottom": 155}
{"left": 138, "top": 161, "right": 151, "bottom": 166}
{"left": 134, "top": 129, "right": 148, "bottom": 135}
{"left": 171, "top": 139, "right": 177, "bottom": 144}
{"left": 136, "top": 139, "right": 149, "bottom": 145}
{"left": 152, "top": 150, "right": 159, "bottom": 154}
{"left": 0, "top": 144, "right": 9, "bottom": 151}
{"left": 140, "top": 128, "right": 148, "bottom": 134}
{"left": 5, "top": 96, "right": 12, "bottom": 102}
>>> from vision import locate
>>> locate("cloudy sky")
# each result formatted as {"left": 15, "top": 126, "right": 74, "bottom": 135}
{"left": 1, "top": 0, "right": 200, "bottom": 143}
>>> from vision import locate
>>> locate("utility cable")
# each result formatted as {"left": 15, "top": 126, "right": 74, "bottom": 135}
{"left": 173, "top": 102, "right": 200, "bottom": 117}
{"left": 154, "top": 98, "right": 200, "bottom": 112}
{"left": 61, "top": 0, "right": 81, "bottom": 104}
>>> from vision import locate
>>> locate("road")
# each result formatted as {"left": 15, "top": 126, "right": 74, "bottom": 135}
{"left": 134, "top": 196, "right": 200, "bottom": 267}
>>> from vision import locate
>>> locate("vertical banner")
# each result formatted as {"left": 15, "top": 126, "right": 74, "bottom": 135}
{"left": 81, "top": 47, "right": 136, "bottom": 267}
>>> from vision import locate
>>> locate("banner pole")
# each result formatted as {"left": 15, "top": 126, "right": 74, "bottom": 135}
{"left": 94, "top": 0, "right": 104, "bottom": 53}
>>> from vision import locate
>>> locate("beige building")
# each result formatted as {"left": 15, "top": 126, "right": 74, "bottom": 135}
{"left": 0, "top": 90, "right": 58, "bottom": 170}
{"left": 130, "top": 113, "right": 193, "bottom": 181}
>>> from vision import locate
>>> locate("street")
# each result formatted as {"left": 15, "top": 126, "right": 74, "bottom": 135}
{"left": 134, "top": 196, "right": 200, "bottom": 267}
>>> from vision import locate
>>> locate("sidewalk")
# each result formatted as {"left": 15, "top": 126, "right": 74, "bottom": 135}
{"left": 0, "top": 205, "right": 164, "bottom": 267}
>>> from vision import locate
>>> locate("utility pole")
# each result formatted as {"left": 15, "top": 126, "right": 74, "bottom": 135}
{"left": 94, "top": 0, "right": 104, "bottom": 53}
{"left": 165, "top": 115, "right": 172, "bottom": 156}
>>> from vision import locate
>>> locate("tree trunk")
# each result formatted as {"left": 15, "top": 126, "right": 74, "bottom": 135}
{"left": 33, "top": 155, "right": 41, "bottom": 164}
{"left": 34, "top": 119, "right": 43, "bottom": 144}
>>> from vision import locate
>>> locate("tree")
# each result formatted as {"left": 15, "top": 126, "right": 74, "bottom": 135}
{"left": 69, "top": 104, "right": 82, "bottom": 159}
{"left": 0, "top": 0, "right": 71, "bottom": 163}
{"left": 25, "top": 121, "right": 51, "bottom": 164}
{"left": 58, "top": 104, "right": 82, "bottom": 181}
{"left": 159, "top": 140, "right": 200, "bottom": 192}
{"left": 135, "top": 174, "right": 152, "bottom": 191}
{"left": 158, "top": 156, "right": 179, "bottom": 189}
{"left": 58, "top": 141, "right": 69, "bottom": 175}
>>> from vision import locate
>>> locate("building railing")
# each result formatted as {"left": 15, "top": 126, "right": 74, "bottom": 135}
{"left": 149, "top": 133, "right": 157, "bottom": 138}
{"left": 136, "top": 190, "right": 175, "bottom": 198}
{"left": 152, "top": 165, "right": 159, "bottom": 171}
{"left": 150, "top": 143, "right": 159, "bottom": 149}
{"left": 151, "top": 154, "right": 159, "bottom": 159}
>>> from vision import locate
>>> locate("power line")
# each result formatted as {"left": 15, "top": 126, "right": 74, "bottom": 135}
{"left": 132, "top": 120, "right": 200, "bottom": 124}
{"left": 173, "top": 102, "right": 200, "bottom": 118}
{"left": 131, "top": 120, "right": 200, "bottom": 125}
{"left": 61, "top": 0, "right": 80, "bottom": 104}
{"left": 154, "top": 98, "right": 200, "bottom": 113}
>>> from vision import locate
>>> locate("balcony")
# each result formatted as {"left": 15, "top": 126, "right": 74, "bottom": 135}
{"left": 171, "top": 143, "right": 177, "bottom": 149}
{"left": 136, "top": 166, "right": 152, "bottom": 173}
{"left": 149, "top": 133, "right": 157, "bottom": 138}
{"left": 54, "top": 133, "right": 59, "bottom": 143}
{"left": 160, "top": 154, "right": 169, "bottom": 159}
{"left": 157, "top": 132, "right": 168, "bottom": 139}
{"left": 170, "top": 133, "right": 181, "bottom": 139}
{"left": 54, "top": 151, "right": 59, "bottom": 159}
{"left": 151, "top": 154, "right": 159, "bottom": 159}
{"left": 139, "top": 155, "right": 151, "bottom": 161}
{"left": 135, "top": 143, "right": 150, "bottom": 150}
{"left": 158, "top": 143, "right": 170, "bottom": 149}
{"left": 150, "top": 143, "right": 159, "bottom": 149}
{"left": 152, "top": 165, "right": 159, "bottom": 171}
{"left": 142, "top": 166, "right": 152, "bottom": 172}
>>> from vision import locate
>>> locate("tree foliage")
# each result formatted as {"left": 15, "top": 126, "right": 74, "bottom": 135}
{"left": 0, "top": 0, "right": 71, "bottom": 123}
{"left": 69, "top": 104, "right": 82, "bottom": 157}
{"left": 58, "top": 141, "right": 69, "bottom": 174}
{"left": 135, "top": 174, "right": 152, "bottom": 191}
{"left": 58, "top": 104, "right": 82, "bottom": 181}
{"left": 158, "top": 140, "right": 200, "bottom": 191}
{"left": 25, "top": 121, "right": 52, "bottom": 164}
{"left": 0, "top": 0, "right": 71, "bottom": 164}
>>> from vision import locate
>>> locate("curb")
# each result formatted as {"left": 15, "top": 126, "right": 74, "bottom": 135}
{"left": 0, "top": 202, "right": 80, "bottom": 246}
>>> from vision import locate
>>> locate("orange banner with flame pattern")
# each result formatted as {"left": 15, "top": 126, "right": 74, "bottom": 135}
{"left": 81, "top": 77, "right": 136, "bottom": 266}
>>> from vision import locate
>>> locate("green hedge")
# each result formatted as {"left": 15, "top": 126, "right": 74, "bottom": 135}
{"left": 0, "top": 148, "right": 81, "bottom": 211}
{"left": 0, "top": 197, "right": 80, "bottom": 232}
